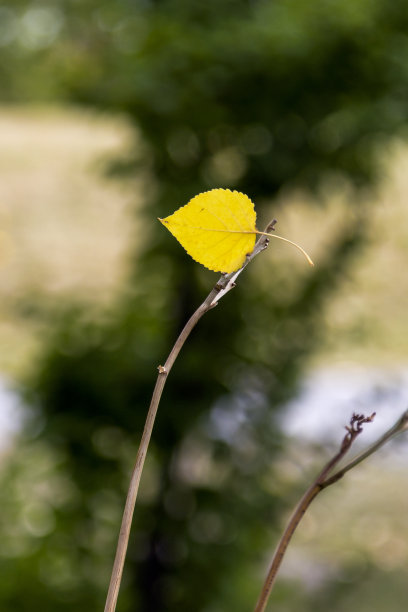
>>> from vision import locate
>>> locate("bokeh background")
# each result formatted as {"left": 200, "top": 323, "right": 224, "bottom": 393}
{"left": 1, "top": 1, "right": 408, "bottom": 610}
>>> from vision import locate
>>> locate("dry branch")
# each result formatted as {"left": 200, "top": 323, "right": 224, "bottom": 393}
{"left": 104, "top": 220, "right": 277, "bottom": 612}
{"left": 253, "top": 409, "right": 408, "bottom": 612}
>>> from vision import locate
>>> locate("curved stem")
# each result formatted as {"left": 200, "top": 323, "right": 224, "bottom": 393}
{"left": 103, "top": 223, "right": 275, "bottom": 612}
{"left": 253, "top": 482, "right": 321, "bottom": 612}
{"left": 253, "top": 430, "right": 354, "bottom": 612}
{"left": 103, "top": 300, "right": 215, "bottom": 612}
{"left": 253, "top": 412, "right": 377, "bottom": 612}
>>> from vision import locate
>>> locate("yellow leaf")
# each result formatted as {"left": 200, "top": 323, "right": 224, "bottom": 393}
{"left": 159, "top": 188, "right": 314, "bottom": 273}
{"left": 159, "top": 189, "right": 257, "bottom": 273}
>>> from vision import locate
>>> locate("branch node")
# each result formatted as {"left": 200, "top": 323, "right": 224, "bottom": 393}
{"left": 157, "top": 365, "right": 167, "bottom": 374}
{"left": 341, "top": 412, "right": 376, "bottom": 451}
{"left": 268, "top": 219, "right": 278, "bottom": 232}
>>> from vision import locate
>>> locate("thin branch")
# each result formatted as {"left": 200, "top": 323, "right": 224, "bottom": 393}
{"left": 323, "top": 408, "right": 408, "bottom": 487}
{"left": 103, "top": 220, "right": 277, "bottom": 612}
{"left": 253, "top": 412, "right": 378, "bottom": 612}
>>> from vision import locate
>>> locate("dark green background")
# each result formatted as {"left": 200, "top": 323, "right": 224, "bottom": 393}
{"left": 1, "top": 1, "right": 408, "bottom": 610}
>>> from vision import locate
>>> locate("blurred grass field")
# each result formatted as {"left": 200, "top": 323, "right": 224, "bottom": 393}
{"left": 267, "top": 140, "right": 408, "bottom": 367}
{"left": 0, "top": 106, "right": 138, "bottom": 375}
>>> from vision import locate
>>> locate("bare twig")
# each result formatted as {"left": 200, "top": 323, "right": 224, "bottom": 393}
{"left": 323, "top": 408, "right": 408, "bottom": 487}
{"left": 254, "top": 411, "right": 384, "bottom": 612}
{"left": 104, "top": 220, "right": 277, "bottom": 612}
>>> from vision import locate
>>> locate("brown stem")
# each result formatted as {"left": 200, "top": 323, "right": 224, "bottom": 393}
{"left": 103, "top": 299, "right": 215, "bottom": 612}
{"left": 103, "top": 222, "right": 276, "bottom": 612}
{"left": 253, "top": 412, "right": 376, "bottom": 612}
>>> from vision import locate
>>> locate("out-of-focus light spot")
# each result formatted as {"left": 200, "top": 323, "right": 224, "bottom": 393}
{"left": 112, "top": 17, "right": 150, "bottom": 54}
{"left": 38, "top": 552, "right": 80, "bottom": 591}
{"left": 173, "top": 438, "right": 214, "bottom": 486}
{"left": 93, "top": 6, "right": 121, "bottom": 32}
{"left": 310, "top": 110, "right": 355, "bottom": 153}
{"left": 89, "top": 489, "right": 121, "bottom": 525}
{"left": 0, "top": 7, "right": 17, "bottom": 46}
{"left": 173, "top": 436, "right": 230, "bottom": 488}
{"left": 203, "top": 146, "right": 247, "bottom": 185}
{"left": 92, "top": 426, "right": 124, "bottom": 459}
{"left": 374, "top": 536, "right": 408, "bottom": 569}
{"left": 22, "top": 501, "right": 56, "bottom": 537}
{"left": 189, "top": 510, "right": 224, "bottom": 544}
{"left": 19, "top": 7, "right": 64, "bottom": 50}
{"left": 1, "top": 516, "right": 40, "bottom": 558}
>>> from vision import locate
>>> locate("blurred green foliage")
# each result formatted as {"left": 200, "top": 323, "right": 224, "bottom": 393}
{"left": 2, "top": 0, "right": 408, "bottom": 610}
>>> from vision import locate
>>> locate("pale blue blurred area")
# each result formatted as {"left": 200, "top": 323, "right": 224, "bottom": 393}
{"left": 0, "top": 377, "right": 25, "bottom": 452}
{"left": 3, "top": 365, "right": 408, "bottom": 458}
{"left": 280, "top": 365, "right": 408, "bottom": 454}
